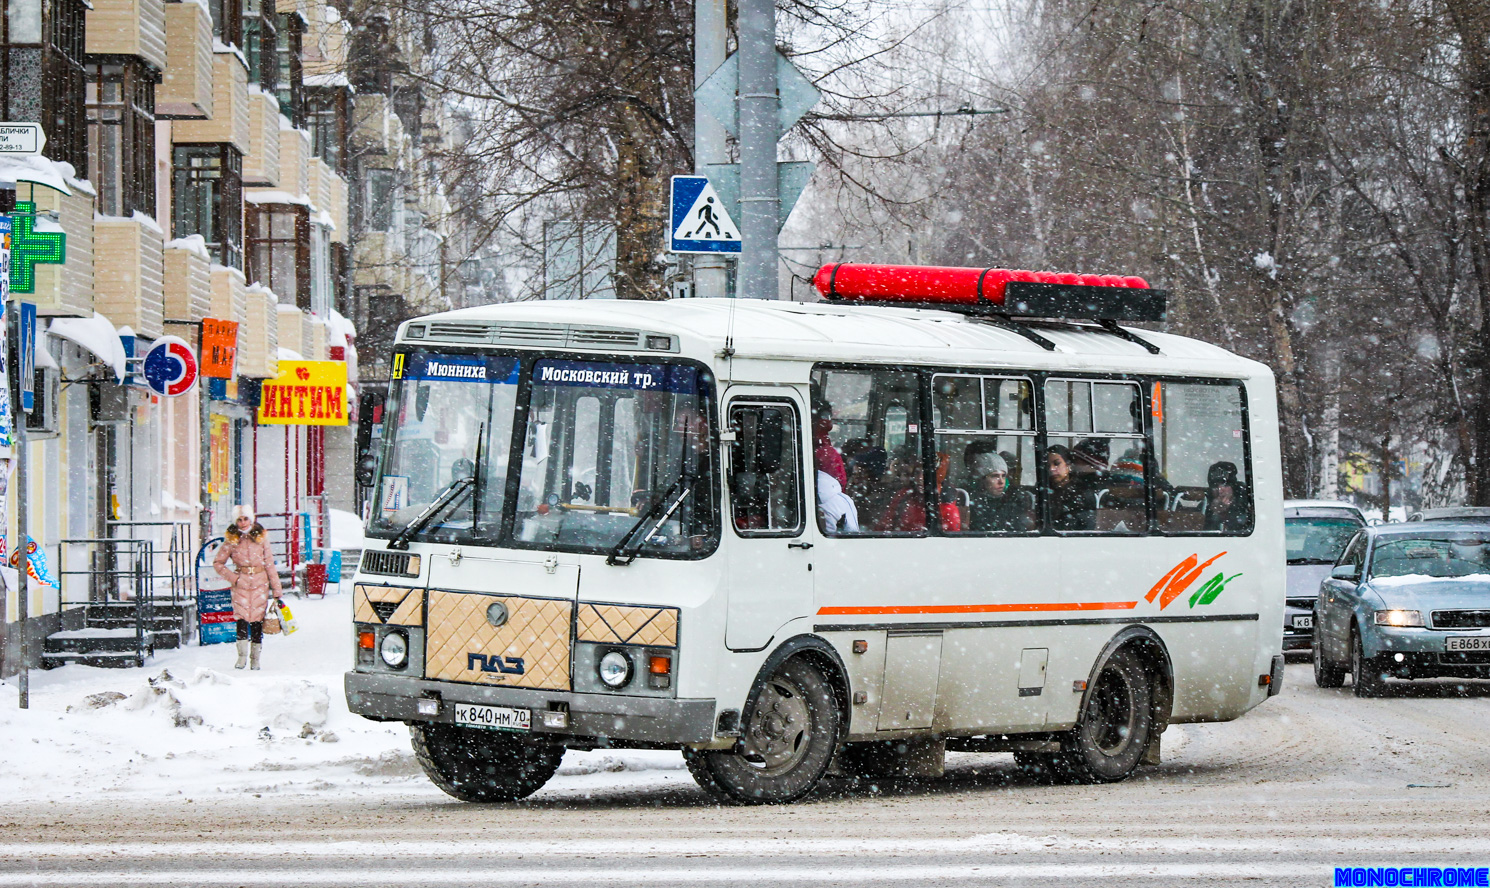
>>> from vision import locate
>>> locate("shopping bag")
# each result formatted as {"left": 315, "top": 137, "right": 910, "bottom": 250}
{"left": 277, "top": 600, "right": 298, "bottom": 635}
{"left": 263, "top": 601, "right": 283, "bottom": 635}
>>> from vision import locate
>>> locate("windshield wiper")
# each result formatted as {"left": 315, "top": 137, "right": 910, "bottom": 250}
{"left": 388, "top": 476, "right": 475, "bottom": 550}
{"left": 607, "top": 473, "right": 695, "bottom": 566}
{"left": 1288, "top": 557, "right": 1337, "bottom": 565}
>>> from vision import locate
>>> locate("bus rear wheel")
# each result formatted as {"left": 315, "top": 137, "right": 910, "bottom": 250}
{"left": 685, "top": 658, "right": 840, "bottom": 804}
{"left": 411, "top": 722, "right": 563, "bottom": 802}
{"left": 1055, "top": 648, "right": 1153, "bottom": 784}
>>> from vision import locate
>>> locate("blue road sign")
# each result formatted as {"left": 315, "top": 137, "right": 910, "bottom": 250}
{"left": 670, "top": 176, "right": 741, "bottom": 254}
{"left": 18, "top": 301, "right": 35, "bottom": 413}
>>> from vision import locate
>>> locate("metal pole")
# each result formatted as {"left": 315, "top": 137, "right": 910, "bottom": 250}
{"left": 13, "top": 303, "right": 29, "bottom": 709}
{"left": 197, "top": 324, "right": 212, "bottom": 552}
{"left": 737, "top": 0, "right": 779, "bottom": 300}
{"left": 693, "top": 0, "right": 729, "bottom": 300}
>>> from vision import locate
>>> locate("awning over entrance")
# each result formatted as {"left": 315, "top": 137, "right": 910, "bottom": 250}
{"left": 48, "top": 313, "right": 127, "bottom": 382}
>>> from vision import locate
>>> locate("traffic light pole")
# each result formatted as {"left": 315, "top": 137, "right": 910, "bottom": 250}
{"left": 736, "top": 0, "right": 779, "bottom": 301}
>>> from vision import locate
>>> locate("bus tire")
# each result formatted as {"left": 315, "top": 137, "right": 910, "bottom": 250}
{"left": 684, "top": 657, "right": 840, "bottom": 804}
{"left": 410, "top": 722, "right": 563, "bottom": 803}
{"left": 1313, "top": 624, "right": 1346, "bottom": 688}
{"left": 1351, "top": 625, "right": 1387, "bottom": 698}
{"left": 1055, "top": 647, "right": 1153, "bottom": 784}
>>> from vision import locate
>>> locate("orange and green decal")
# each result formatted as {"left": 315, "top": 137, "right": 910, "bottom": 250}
{"left": 1146, "top": 552, "right": 1239, "bottom": 609}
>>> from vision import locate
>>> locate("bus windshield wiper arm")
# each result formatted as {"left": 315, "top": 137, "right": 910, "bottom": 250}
{"left": 608, "top": 473, "right": 694, "bottom": 566}
{"left": 388, "top": 476, "right": 475, "bottom": 551}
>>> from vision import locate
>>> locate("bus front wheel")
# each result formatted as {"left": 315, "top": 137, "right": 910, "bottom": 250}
{"left": 684, "top": 658, "right": 840, "bottom": 804}
{"left": 411, "top": 722, "right": 563, "bottom": 802}
{"left": 1055, "top": 648, "right": 1154, "bottom": 783}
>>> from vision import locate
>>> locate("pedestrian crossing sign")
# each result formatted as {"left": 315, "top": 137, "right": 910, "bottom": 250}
{"left": 669, "top": 175, "right": 741, "bottom": 254}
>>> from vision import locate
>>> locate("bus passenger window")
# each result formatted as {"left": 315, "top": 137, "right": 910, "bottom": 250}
{"left": 933, "top": 374, "right": 1037, "bottom": 534}
{"left": 1044, "top": 379, "right": 1148, "bottom": 534}
{"left": 1152, "top": 381, "right": 1252, "bottom": 534}
{"left": 729, "top": 404, "right": 803, "bottom": 536}
{"left": 812, "top": 366, "right": 923, "bottom": 536}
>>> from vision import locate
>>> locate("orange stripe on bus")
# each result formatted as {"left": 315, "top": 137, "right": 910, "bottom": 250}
{"left": 816, "top": 601, "right": 1138, "bottom": 616}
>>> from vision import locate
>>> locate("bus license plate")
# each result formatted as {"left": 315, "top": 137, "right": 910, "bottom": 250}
{"left": 1446, "top": 636, "right": 1490, "bottom": 652}
{"left": 1293, "top": 615, "right": 1313, "bottom": 630}
{"left": 453, "top": 703, "right": 531, "bottom": 732}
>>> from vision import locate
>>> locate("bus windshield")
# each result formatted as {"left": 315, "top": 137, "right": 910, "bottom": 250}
{"left": 370, "top": 352, "right": 521, "bottom": 540}
{"left": 514, "top": 359, "right": 717, "bottom": 557}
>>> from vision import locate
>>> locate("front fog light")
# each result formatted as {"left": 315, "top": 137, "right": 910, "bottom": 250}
{"left": 380, "top": 631, "right": 409, "bottom": 668}
{"left": 1374, "top": 609, "right": 1424, "bottom": 628}
{"left": 598, "top": 650, "right": 632, "bottom": 688}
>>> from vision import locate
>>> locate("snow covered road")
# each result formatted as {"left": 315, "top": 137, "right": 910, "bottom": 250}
{"left": 1, "top": 593, "right": 1489, "bottom": 885}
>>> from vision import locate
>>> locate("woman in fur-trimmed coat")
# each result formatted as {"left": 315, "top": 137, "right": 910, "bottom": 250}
{"left": 213, "top": 505, "right": 283, "bottom": 670}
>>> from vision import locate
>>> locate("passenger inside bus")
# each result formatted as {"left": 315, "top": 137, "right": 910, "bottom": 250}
{"left": 811, "top": 398, "right": 847, "bottom": 488}
{"left": 963, "top": 440, "right": 1034, "bottom": 532}
{"left": 1203, "top": 461, "right": 1253, "bottom": 532}
{"left": 1046, "top": 444, "right": 1096, "bottom": 531}
{"left": 817, "top": 470, "right": 860, "bottom": 534}
{"left": 873, "top": 449, "right": 927, "bottom": 533}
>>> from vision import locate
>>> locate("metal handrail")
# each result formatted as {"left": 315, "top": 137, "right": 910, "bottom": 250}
{"left": 105, "top": 521, "right": 193, "bottom": 605}
{"left": 56, "top": 537, "right": 156, "bottom": 667}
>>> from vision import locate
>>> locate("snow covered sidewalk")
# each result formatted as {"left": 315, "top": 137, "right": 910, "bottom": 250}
{"left": 0, "top": 593, "right": 690, "bottom": 805}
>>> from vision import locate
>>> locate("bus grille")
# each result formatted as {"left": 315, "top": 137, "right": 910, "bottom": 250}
{"left": 425, "top": 591, "right": 572, "bottom": 689}
{"left": 361, "top": 550, "right": 420, "bottom": 578}
{"left": 570, "top": 328, "right": 642, "bottom": 348}
{"left": 1432, "top": 610, "right": 1490, "bottom": 629}
{"left": 427, "top": 323, "right": 492, "bottom": 342}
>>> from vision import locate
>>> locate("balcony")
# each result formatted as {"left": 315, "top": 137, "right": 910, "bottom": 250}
{"left": 307, "top": 316, "right": 327, "bottom": 360}
{"left": 277, "top": 126, "right": 311, "bottom": 200}
{"left": 327, "top": 169, "right": 348, "bottom": 244}
{"left": 18, "top": 182, "right": 94, "bottom": 318}
{"left": 242, "top": 87, "right": 282, "bottom": 187}
{"left": 239, "top": 283, "right": 280, "bottom": 378}
{"left": 172, "top": 51, "right": 250, "bottom": 152}
{"left": 276, "top": 304, "right": 306, "bottom": 356}
{"left": 351, "top": 93, "right": 404, "bottom": 160}
{"left": 302, "top": 3, "right": 349, "bottom": 78}
{"left": 163, "top": 236, "right": 212, "bottom": 322}
{"left": 209, "top": 265, "right": 248, "bottom": 326}
{"left": 85, "top": 0, "right": 167, "bottom": 70}
{"left": 156, "top": 0, "right": 213, "bottom": 119}
{"left": 93, "top": 216, "right": 165, "bottom": 339}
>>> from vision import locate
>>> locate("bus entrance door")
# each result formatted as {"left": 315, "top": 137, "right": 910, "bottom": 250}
{"left": 723, "top": 391, "right": 815, "bottom": 651}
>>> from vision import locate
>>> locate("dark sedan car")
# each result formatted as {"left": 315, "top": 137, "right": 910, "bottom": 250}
{"left": 1314, "top": 523, "right": 1490, "bottom": 696}
{"left": 1284, "top": 501, "right": 1366, "bottom": 653}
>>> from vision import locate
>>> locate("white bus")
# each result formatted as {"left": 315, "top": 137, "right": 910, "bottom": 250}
{"left": 345, "top": 263, "right": 1285, "bottom": 804}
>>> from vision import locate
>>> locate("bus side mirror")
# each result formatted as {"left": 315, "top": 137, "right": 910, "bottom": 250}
{"left": 754, "top": 408, "right": 786, "bottom": 474}
{"left": 355, "top": 454, "right": 378, "bottom": 488}
{"left": 1330, "top": 564, "right": 1360, "bottom": 582}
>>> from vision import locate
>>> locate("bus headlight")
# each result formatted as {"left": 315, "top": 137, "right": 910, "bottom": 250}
{"left": 598, "top": 650, "right": 632, "bottom": 688}
{"left": 1374, "top": 609, "right": 1423, "bottom": 628}
{"left": 380, "top": 630, "right": 410, "bottom": 668}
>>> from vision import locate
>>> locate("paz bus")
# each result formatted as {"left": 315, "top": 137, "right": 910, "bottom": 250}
{"left": 345, "top": 263, "right": 1285, "bottom": 804}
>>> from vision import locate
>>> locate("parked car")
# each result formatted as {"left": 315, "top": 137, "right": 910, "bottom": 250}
{"left": 1407, "top": 506, "right": 1490, "bottom": 522}
{"left": 1313, "top": 523, "right": 1490, "bottom": 696}
{"left": 1284, "top": 501, "right": 1367, "bottom": 652}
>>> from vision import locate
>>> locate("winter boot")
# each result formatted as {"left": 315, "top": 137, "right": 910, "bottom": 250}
{"left": 235, "top": 639, "right": 249, "bottom": 669}
{"left": 250, "top": 642, "right": 263, "bottom": 670}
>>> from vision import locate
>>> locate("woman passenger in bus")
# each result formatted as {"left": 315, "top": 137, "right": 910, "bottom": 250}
{"left": 964, "top": 441, "right": 1033, "bottom": 532}
{"left": 817, "top": 470, "right": 860, "bottom": 534}
{"left": 1203, "top": 461, "right": 1252, "bottom": 532}
{"left": 1046, "top": 444, "right": 1096, "bottom": 531}
{"left": 873, "top": 449, "right": 927, "bottom": 533}
{"left": 811, "top": 400, "right": 848, "bottom": 488}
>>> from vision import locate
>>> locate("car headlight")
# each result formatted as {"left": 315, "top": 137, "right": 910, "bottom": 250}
{"left": 597, "top": 650, "right": 632, "bottom": 688}
{"left": 379, "top": 630, "right": 409, "bottom": 668}
{"left": 1374, "top": 609, "right": 1424, "bottom": 628}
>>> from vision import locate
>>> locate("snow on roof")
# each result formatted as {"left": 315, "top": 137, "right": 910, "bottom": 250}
{"left": 0, "top": 155, "right": 73, "bottom": 195}
{"left": 245, "top": 190, "right": 312, "bottom": 207}
{"left": 48, "top": 313, "right": 127, "bottom": 382}
{"left": 328, "top": 308, "right": 357, "bottom": 340}
{"left": 406, "top": 298, "right": 1262, "bottom": 376}
{"left": 304, "top": 72, "right": 350, "bottom": 88}
{"left": 277, "top": 347, "right": 305, "bottom": 361}
{"left": 34, "top": 322, "right": 59, "bottom": 371}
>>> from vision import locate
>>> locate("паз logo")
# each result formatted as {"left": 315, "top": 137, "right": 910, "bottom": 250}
{"left": 1147, "top": 552, "right": 1241, "bottom": 609}
{"left": 467, "top": 653, "right": 525, "bottom": 675}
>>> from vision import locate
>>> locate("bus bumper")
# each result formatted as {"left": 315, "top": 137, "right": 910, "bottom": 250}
{"left": 344, "top": 671, "right": 719, "bottom": 745}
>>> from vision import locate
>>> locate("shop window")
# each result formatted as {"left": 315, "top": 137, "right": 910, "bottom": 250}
{"left": 246, "top": 203, "right": 310, "bottom": 307}
{"left": 172, "top": 144, "right": 244, "bottom": 269}
{"left": 86, "top": 61, "right": 157, "bottom": 218}
{"left": 1152, "top": 381, "right": 1252, "bottom": 534}
{"left": 1044, "top": 378, "right": 1148, "bottom": 534}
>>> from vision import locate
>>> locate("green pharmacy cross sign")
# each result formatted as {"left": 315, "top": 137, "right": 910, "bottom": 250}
{"left": 7, "top": 202, "right": 66, "bottom": 294}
